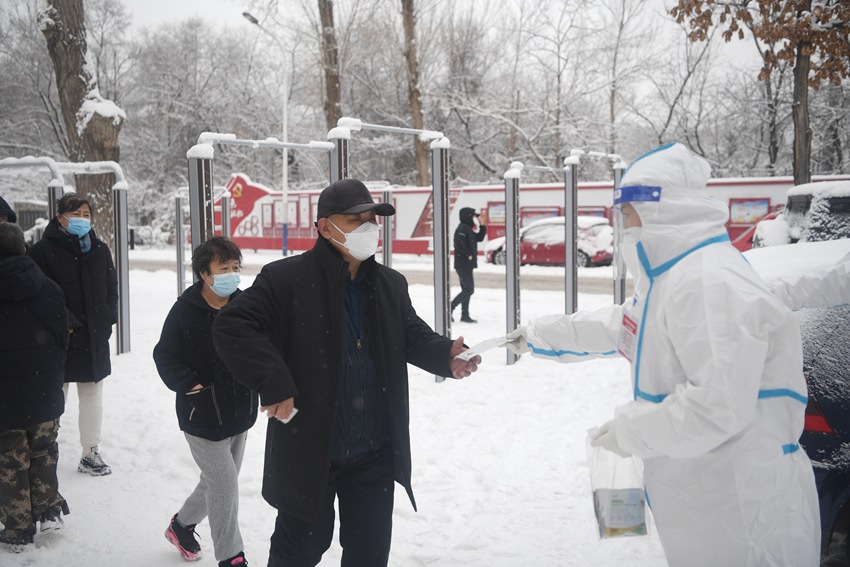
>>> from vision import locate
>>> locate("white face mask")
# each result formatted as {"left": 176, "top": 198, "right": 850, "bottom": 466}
{"left": 622, "top": 227, "right": 642, "bottom": 245}
{"left": 619, "top": 228, "right": 643, "bottom": 279}
{"left": 330, "top": 220, "right": 380, "bottom": 261}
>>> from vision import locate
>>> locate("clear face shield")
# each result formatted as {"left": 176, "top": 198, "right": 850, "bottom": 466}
{"left": 612, "top": 185, "right": 661, "bottom": 279}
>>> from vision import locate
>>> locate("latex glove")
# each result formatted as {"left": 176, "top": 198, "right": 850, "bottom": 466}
{"left": 589, "top": 419, "right": 631, "bottom": 458}
{"left": 505, "top": 325, "right": 530, "bottom": 355}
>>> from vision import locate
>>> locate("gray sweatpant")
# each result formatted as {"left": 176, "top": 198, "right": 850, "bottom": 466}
{"left": 179, "top": 431, "right": 247, "bottom": 561}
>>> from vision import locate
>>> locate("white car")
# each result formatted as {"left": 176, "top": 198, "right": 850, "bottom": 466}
{"left": 484, "top": 215, "right": 613, "bottom": 267}
{"left": 753, "top": 180, "right": 850, "bottom": 247}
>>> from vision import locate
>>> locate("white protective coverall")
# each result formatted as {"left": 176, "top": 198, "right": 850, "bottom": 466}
{"left": 766, "top": 248, "right": 850, "bottom": 311}
{"left": 515, "top": 143, "right": 820, "bottom": 566}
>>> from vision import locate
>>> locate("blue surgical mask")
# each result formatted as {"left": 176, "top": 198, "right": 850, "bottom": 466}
{"left": 64, "top": 216, "right": 91, "bottom": 237}
{"left": 209, "top": 272, "right": 240, "bottom": 297}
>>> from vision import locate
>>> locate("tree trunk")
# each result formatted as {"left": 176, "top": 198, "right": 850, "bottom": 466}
{"left": 401, "top": 0, "right": 429, "bottom": 187}
{"left": 823, "top": 86, "right": 844, "bottom": 173}
{"left": 764, "top": 78, "right": 778, "bottom": 173}
{"left": 318, "top": 0, "right": 342, "bottom": 130}
{"left": 40, "top": 0, "right": 122, "bottom": 249}
{"left": 792, "top": 42, "right": 811, "bottom": 185}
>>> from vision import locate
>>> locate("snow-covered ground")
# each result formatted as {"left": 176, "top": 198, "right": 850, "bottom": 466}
{"left": 8, "top": 250, "right": 667, "bottom": 567}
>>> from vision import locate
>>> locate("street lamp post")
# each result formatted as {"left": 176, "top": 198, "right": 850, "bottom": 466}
{"left": 243, "top": 12, "right": 290, "bottom": 255}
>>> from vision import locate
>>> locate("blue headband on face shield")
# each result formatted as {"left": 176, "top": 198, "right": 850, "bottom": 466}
{"left": 614, "top": 185, "right": 662, "bottom": 206}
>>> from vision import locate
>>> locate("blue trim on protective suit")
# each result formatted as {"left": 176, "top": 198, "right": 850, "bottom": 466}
{"left": 632, "top": 234, "right": 730, "bottom": 402}
{"left": 758, "top": 388, "right": 808, "bottom": 405}
{"left": 528, "top": 344, "right": 617, "bottom": 358}
{"left": 630, "top": 233, "right": 809, "bottom": 424}
{"left": 783, "top": 443, "right": 800, "bottom": 454}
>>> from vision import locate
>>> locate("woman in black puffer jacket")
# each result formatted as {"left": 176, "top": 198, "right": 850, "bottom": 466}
{"left": 153, "top": 237, "right": 257, "bottom": 567}
{"left": 29, "top": 193, "right": 118, "bottom": 477}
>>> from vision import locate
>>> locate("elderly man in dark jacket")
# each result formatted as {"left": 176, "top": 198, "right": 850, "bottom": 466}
{"left": 213, "top": 179, "right": 481, "bottom": 567}
{"left": 0, "top": 222, "right": 69, "bottom": 553}
{"left": 451, "top": 206, "right": 487, "bottom": 323}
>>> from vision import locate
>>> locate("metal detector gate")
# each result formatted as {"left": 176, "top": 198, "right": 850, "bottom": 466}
{"left": 0, "top": 156, "right": 132, "bottom": 354}
{"left": 500, "top": 151, "right": 628, "bottom": 365}
{"left": 336, "top": 117, "right": 452, "bottom": 383}
{"left": 181, "top": 134, "right": 337, "bottom": 292}
{"left": 568, "top": 151, "right": 629, "bottom": 303}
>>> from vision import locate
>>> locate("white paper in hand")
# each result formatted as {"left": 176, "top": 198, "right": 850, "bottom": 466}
{"left": 455, "top": 336, "right": 510, "bottom": 361}
{"left": 278, "top": 407, "right": 298, "bottom": 424}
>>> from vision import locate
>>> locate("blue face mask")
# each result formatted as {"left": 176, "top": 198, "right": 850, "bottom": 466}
{"left": 208, "top": 272, "right": 240, "bottom": 297}
{"left": 64, "top": 216, "right": 91, "bottom": 237}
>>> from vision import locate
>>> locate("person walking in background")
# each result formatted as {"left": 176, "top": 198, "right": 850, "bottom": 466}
{"left": 451, "top": 207, "right": 486, "bottom": 323}
{"left": 506, "top": 143, "right": 819, "bottom": 566}
{"left": 212, "top": 179, "right": 481, "bottom": 567}
{"left": 29, "top": 193, "right": 118, "bottom": 477}
{"left": 0, "top": 195, "right": 16, "bottom": 223}
{"left": 0, "top": 222, "right": 69, "bottom": 553}
{"left": 154, "top": 236, "right": 256, "bottom": 567}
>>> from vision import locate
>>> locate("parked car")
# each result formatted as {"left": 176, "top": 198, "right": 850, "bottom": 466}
{"left": 484, "top": 215, "right": 613, "bottom": 267}
{"left": 745, "top": 238, "right": 850, "bottom": 562}
{"left": 753, "top": 180, "right": 850, "bottom": 248}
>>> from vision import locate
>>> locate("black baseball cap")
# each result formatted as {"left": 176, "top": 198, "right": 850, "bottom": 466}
{"left": 317, "top": 179, "right": 395, "bottom": 219}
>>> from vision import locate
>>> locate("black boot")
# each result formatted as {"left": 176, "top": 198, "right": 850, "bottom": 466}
{"left": 460, "top": 315, "right": 477, "bottom": 323}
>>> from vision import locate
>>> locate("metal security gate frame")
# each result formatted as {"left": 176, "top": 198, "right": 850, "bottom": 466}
{"left": 0, "top": 156, "right": 132, "bottom": 354}
{"left": 336, "top": 117, "right": 452, "bottom": 383}
{"left": 182, "top": 133, "right": 337, "bottom": 292}
{"left": 499, "top": 151, "right": 629, "bottom": 365}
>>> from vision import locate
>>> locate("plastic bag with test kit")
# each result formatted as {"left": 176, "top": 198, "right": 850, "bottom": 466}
{"left": 586, "top": 429, "right": 649, "bottom": 540}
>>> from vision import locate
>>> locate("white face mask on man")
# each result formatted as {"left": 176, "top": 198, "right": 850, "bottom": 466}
{"left": 330, "top": 220, "right": 380, "bottom": 261}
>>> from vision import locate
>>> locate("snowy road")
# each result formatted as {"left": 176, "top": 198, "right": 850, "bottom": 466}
{"left": 128, "top": 251, "right": 631, "bottom": 295}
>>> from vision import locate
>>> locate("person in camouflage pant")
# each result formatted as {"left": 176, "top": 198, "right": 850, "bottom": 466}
{"left": 0, "top": 420, "right": 70, "bottom": 545}
{"left": 0, "top": 222, "right": 69, "bottom": 553}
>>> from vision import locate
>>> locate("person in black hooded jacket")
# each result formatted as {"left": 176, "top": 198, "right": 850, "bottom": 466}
{"left": 0, "top": 222, "right": 69, "bottom": 551}
{"left": 28, "top": 193, "right": 117, "bottom": 477}
{"left": 154, "top": 236, "right": 257, "bottom": 567}
{"left": 451, "top": 206, "right": 487, "bottom": 323}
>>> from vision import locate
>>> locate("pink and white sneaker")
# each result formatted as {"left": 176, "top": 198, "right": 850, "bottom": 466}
{"left": 164, "top": 513, "right": 202, "bottom": 562}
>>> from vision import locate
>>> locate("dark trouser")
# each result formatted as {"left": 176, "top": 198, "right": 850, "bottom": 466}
{"left": 0, "top": 419, "right": 68, "bottom": 538}
{"left": 451, "top": 266, "right": 475, "bottom": 318}
{"left": 268, "top": 446, "right": 394, "bottom": 567}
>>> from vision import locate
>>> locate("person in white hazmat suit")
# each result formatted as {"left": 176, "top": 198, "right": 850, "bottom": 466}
{"left": 506, "top": 143, "right": 820, "bottom": 566}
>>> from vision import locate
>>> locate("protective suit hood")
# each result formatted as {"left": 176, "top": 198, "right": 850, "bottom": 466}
{"left": 619, "top": 143, "right": 729, "bottom": 276}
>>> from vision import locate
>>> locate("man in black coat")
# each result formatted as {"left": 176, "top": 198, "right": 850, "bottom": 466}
{"left": 212, "top": 179, "right": 481, "bottom": 567}
{"left": 451, "top": 207, "right": 487, "bottom": 323}
{"left": 0, "top": 222, "right": 69, "bottom": 552}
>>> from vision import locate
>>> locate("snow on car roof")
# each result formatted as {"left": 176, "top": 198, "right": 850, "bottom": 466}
{"left": 524, "top": 215, "right": 610, "bottom": 228}
{"left": 786, "top": 180, "right": 850, "bottom": 197}
{"left": 743, "top": 238, "right": 850, "bottom": 287}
